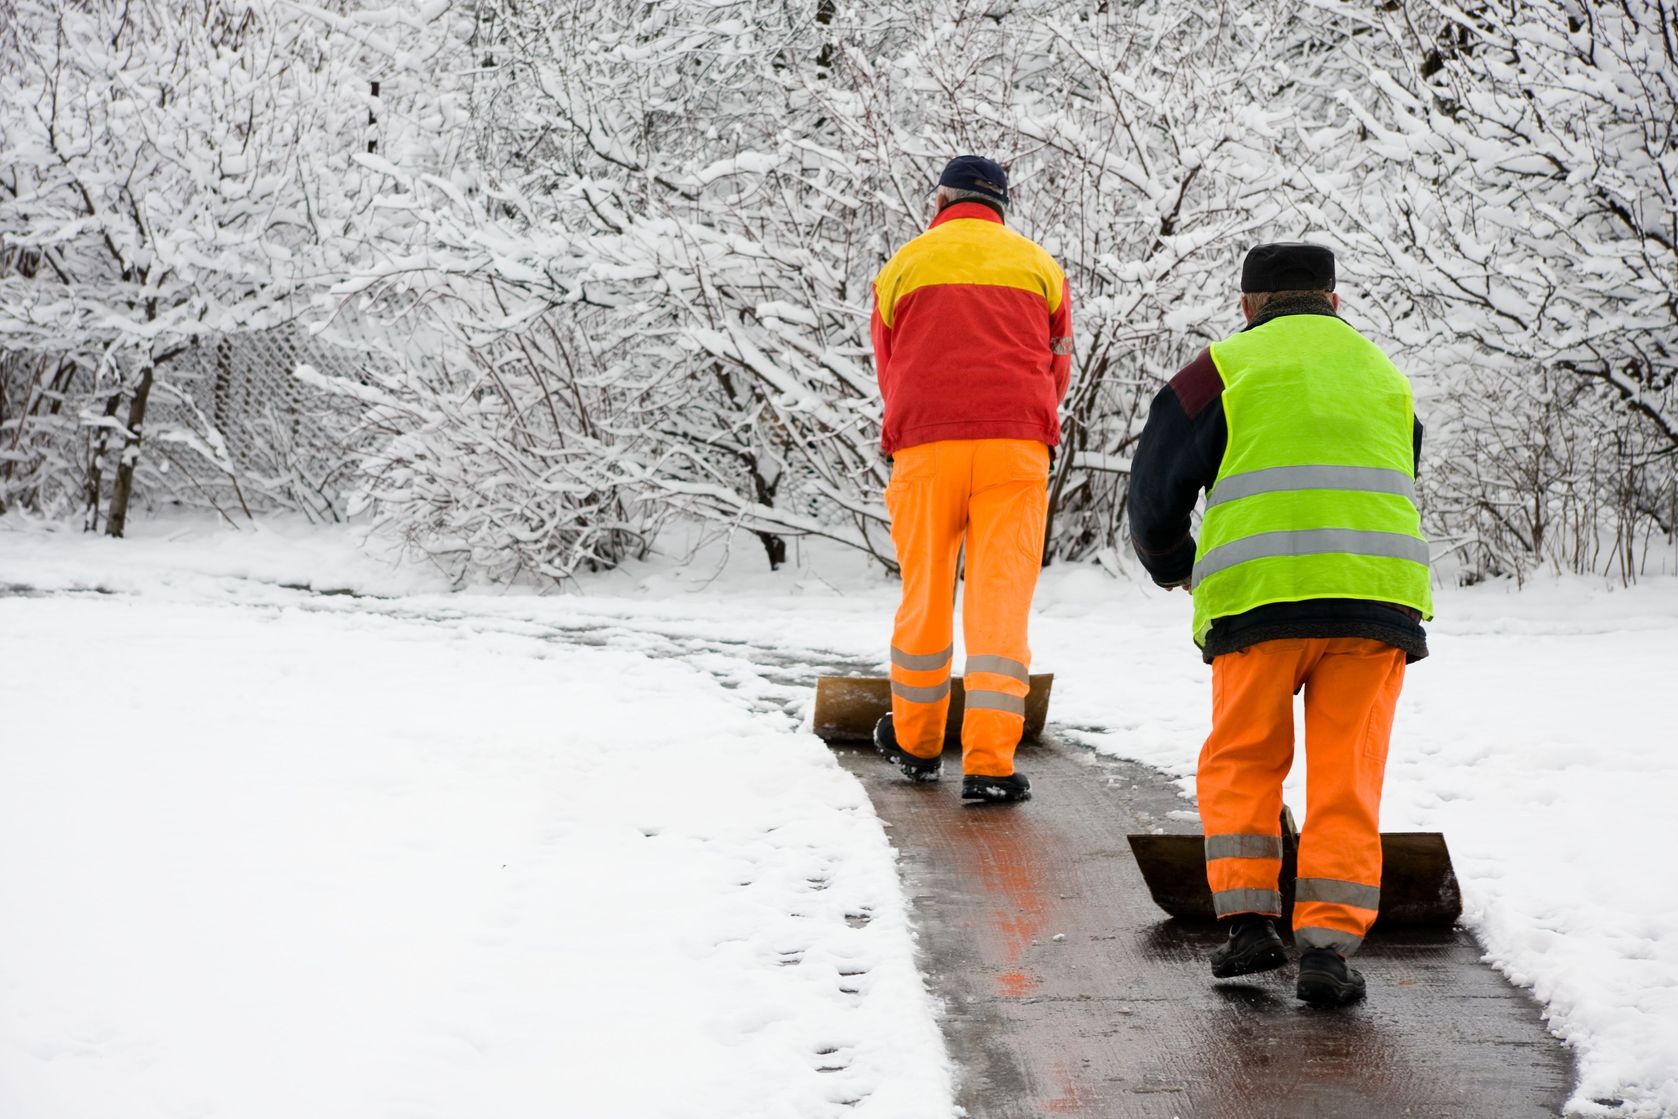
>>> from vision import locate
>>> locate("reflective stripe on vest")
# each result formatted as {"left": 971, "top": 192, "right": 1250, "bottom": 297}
{"left": 1204, "top": 464, "right": 1417, "bottom": 509}
{"left": 1193, "top": 528, "right": 1432, "bottom": 585}
{"left": 1191, "top": 315, "right": 1433, "bottom": 646}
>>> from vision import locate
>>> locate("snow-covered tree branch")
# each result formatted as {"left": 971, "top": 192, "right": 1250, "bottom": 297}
{"left": 3, "top": 0, "right": 1673, "bottom": 582}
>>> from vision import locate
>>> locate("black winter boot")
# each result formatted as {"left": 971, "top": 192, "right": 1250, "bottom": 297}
{"left": 960, "top": 771, "right": 1031, "bottom": 803}
{"left": 1209, "top": 915, "right": 1288, "bottom": 978}
{"left": 873, "top": 714, "right": 942, "bottom": 782}
{"left": 1296, "top": 947, "right": 1367, "bottom": 1007}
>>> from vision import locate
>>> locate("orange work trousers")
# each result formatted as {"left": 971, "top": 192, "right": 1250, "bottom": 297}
{"left": 1199, "top": 637, "right": 1406, "bottom": 956}
{"left": 885, "top": 438, "right": 1049, "bottom": 778}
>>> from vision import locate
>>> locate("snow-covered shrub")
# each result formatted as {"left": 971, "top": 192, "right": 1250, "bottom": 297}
{"left": 389, "top": 0, "right": 902, "bottom": 571}
{"left": 1332, "top": 0, "right": 1678, "bottom": 579}
{"left": 5, "top": 0, "right": 1673, "bottom": 583}
{"left": 0, "top": 0, "right": 379, "bottom": 531}
{"left": 328, "top": 0, "right": 1349, "bottom": 575}
{"left": 0, "top": 349, "right": 85, "bottom": 518}
{"left": 965, "top": 2, "right": 1337, "bottom": 560}
{"left": 297, "top": 321, "right": 659, "bottom": 584}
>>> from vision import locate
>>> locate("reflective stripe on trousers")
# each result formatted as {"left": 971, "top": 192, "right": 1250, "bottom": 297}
{"left": 964, "top": 653, "right": 1028, "bottom": 717}
{"left": 1212, "top": 886, "right": 1283, "bottom": 918}
{"left": 892, "top": 644, "right": 953, "bottom": 672}
{"left": 963, "top": 648, "right": 1031, "bottom": 756}
{"left": 885, "top": 439, "right": 1048, "bottom": 776}
{"left": 1205, "top": 832, "right": 1285, "bottom": 918}
{"left": 890, "top": 679, "right": 950, "bottom": 704}
{"left": 1204, "top": 833, "right": 1283, "bottom": 861}
{"left": 965, "top": 688, "right": 1025, "bottom": 715}
{"left": 886, "top": 644, "right": 951, "bottom": 760}
{"left": 1196, "top": 637, "right": 1405, "bottom": 957}
{"left": 1295, "top": 926, "right": 1364, "bottom": 954}
{"left": 965, "top": 654, "right": 1029, "bottom": 682}
{"left": 1295, "top": 877, "right": 1380, "bottom": 911}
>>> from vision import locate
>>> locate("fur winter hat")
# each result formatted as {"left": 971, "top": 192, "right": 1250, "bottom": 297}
{"left": 1241, "top": 242, "right": 1335, "bottom": 292}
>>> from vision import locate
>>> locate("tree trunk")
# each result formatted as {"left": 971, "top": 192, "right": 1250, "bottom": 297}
{"left": 83, "top": 389, "right": 124, "bottom": 532}
{"left": 105, "top": 362, "right": 155, "bottom": 538}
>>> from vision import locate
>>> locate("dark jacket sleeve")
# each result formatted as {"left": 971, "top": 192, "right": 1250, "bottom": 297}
{"left": 1128, "top": 349, "right": 1227, "bottom": 587}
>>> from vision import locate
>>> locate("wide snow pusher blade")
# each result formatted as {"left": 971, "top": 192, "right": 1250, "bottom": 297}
{"left": 812, "top": 674, "right": 1054, "bottom": 744}
{"left": 1127, "top": 807, "right": 1462, "bottom": 929}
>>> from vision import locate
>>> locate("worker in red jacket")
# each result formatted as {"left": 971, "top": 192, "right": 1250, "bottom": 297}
{"left": 869, "top": 155, "right": 1073, "bottom": 803}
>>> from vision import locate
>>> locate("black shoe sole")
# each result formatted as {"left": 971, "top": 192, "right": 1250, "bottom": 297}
{"left": 873, "top": 719, "right": 941, "bottom": 782}
{"left": 1211, "top": 944, "right": 1288, "bottom": 979}
{"left": 875, "top": 744, "right": 942, "bottom": 782}
{"left": 881, "top": 751, "right": 942, "bottom": 782}
{"left": 1296, "top": 972, "right": 1367, "bottom": 1007}
{"left": 960, "top": 778, "right": 1031, "bottom": 803}
{"left": 895, "top": 758, "right": 942, "bottom": 782}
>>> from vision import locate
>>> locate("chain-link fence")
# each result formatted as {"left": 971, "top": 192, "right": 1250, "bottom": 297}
{"left": 141, "top": 325, "right": 375, "bottom": 523}
{"left": 1, "top": 324, "right": 377, "bottom": 525}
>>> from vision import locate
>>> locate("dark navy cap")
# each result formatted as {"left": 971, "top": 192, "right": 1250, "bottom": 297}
{"left": 1241, "top": 242, "right": 1336, "bottom": 292}
{"left": 938, "top": 155, "right": 1009, "bottom": 206}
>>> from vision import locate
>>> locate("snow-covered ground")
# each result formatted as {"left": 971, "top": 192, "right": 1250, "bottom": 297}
{"left": 2, "top": 515, "right": 1676, "bottom": 1118}
{"left": 0, "top": 522, "right": 950, "bottom": 1119}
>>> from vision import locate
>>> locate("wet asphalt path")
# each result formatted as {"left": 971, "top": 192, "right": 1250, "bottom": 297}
{"left": 834, "top": 735, "right": 1575, "bottom": 1119}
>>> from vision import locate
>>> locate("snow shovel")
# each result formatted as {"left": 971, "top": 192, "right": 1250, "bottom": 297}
{"left": 812, "top": 673, "right": 1054, "bottom": 744}
{"left": 1127, "top": 805, "right": 1462, "bottom": 929}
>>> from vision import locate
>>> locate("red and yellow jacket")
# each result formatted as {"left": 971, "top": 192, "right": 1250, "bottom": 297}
{"left": 871, "top": 202, "right": 1073, "bottom": 455}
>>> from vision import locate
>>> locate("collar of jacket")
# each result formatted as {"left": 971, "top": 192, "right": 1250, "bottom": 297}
{"left": 930, "top": 200, "right": 1005, "bottom": 229}
{"left": 1242, "top": 293, "right": 1339, "bottom": 332}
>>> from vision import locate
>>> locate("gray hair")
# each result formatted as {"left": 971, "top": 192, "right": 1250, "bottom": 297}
{"left": 939, "top": 185, "right": 1007, "bottom": 212}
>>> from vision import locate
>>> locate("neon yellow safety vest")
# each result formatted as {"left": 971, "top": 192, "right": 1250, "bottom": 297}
{"left": 1191, "top": 314, "right": 1433, "bottom": 647}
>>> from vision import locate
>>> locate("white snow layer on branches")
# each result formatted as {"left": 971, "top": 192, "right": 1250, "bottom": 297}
{"left": 0, "top": 0, "right": 414, "bottom": 526}
{"left": 4, "top": 0, "right": 1675, "bottom": 578}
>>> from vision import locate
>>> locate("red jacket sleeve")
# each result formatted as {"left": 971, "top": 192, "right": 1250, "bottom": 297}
{"left": 1049, "top": 276, "right": 1072, "bottom": 403}
{"left": 871, "top": 284, "right": 893, "bottom": 401}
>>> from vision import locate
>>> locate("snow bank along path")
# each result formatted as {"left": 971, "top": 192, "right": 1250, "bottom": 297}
{"left": 0, "top": 589, "right": 953, "bottom": 1119}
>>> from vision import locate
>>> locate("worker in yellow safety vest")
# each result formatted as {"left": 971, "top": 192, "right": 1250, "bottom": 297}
{"left": 1128, "top": 242, "right": 1432, "bottom": 1006}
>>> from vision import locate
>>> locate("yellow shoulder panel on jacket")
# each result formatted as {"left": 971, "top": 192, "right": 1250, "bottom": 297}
{"left": 874, "top": 220, "right": 1062, "bottom": 329}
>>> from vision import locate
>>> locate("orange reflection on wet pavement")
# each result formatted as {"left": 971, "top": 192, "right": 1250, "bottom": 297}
{"left": 948, "top": 803, "right": 1052, "bottom": 999}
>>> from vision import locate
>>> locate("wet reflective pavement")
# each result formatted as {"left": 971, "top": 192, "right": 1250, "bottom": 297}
{"left": 834, "top": 736, "right": 1575, "bottom": 1118}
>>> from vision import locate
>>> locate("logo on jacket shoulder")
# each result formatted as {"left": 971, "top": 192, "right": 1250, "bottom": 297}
{"left": 1051, "top": 335, "right": 1074, "bottom": 356}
